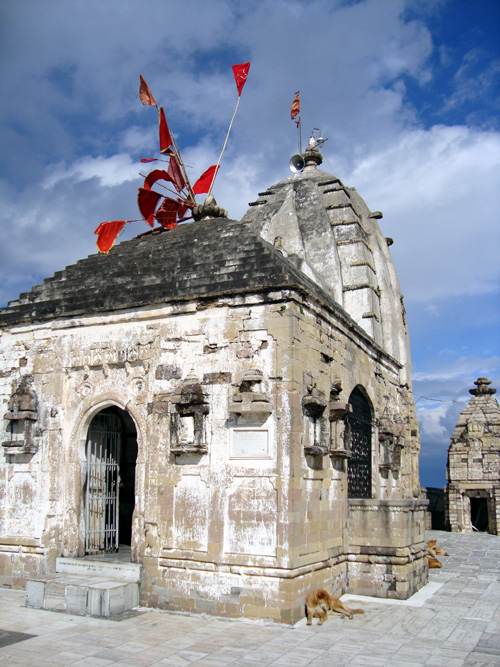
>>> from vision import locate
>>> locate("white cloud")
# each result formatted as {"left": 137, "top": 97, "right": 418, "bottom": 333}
{"left": 345, "top": 125, "right": 500, "bottom": 302}
{"left": 445, "top": 48, "right": 500, "bottom": 112}
{"left": 417, "top": 402, "right": 450, "bottom": 439}
{"left": 42, "top": 154, "right": 139, "bottom": 189}
{"left": 413, "top": 355, "right": 500, "bottom": 384}
{"left": 120, "top": 125, "right": 158, "bottom": 154}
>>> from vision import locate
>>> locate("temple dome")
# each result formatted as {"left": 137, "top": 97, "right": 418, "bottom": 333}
{"left": 241, "top": 161, "right": 412, "bottom": 384}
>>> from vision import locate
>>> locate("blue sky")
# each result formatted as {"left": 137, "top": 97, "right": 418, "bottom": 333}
{"left": 0, "top": 0, "right": 499, "bottom": 488}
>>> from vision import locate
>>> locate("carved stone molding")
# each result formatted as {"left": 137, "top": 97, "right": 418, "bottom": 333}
{"left": 378, "top": 417, "right": 405, "bottom": 471}
{"left": 170, "top": 372, "right": 209, "bottom": 455}
{"left": 327, "top": 382, "right": 352, "bottom": 459}
{"left": 302, "top": 386, "right": 328, "bottom": 457}
{"left": 229, "top": 369, "right": 272, "bottom": 417}
{"left": 2, "top": 377, "right": 39, "bottom": 457}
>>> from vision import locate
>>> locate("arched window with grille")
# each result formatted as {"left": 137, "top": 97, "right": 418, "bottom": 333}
{"left": 347, "top": 386, "right": 373, "bottom": 498}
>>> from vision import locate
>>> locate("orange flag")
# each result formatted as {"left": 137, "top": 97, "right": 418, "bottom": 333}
{"left": 232, "top": 62, "right": 250, "bottom": 96}
{"left": 167, "top": 155, "right": 185, "bottom": 192}
{"left": 94, "top": 220, "right": 128, "bottom": 253}
{"left": 138, "top": 188, "right": 162, "bottom": 226}
{"left": 159, "top": 107, "right": 172, "bottom": 154}
{"left": 144, "top": 169, "right": 170, "bottom": 191}
{"left": 139, "top": 74, "right": 157, "bottom": 106}
{"left": 291, "top": 91, "right": 300, "bottom": 121}
{"left": 193, "top": 165, "right": 219, "bottom": 194}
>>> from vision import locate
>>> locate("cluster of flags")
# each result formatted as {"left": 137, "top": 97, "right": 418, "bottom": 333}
{"left": 95, "top": 63, "right": 250, "bottom": 253}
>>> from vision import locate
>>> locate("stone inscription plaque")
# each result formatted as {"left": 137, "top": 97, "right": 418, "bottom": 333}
{"left": 232, "top": 429, "right": 269, "bottom": 458}
{"left": 66, "top": 343, "right": 152, "bottom": 368}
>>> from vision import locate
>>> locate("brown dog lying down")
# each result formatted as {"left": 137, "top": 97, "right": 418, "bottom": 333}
{"left": 427, "top": 540, "right": 449, "bottom": 557}
{"left": 427, "top": 556, "right": 442, "bottom": 569}
{"left": 306, "top": 588, "right": 365, "bottom": 625}
{"left": 426, "top": 539, "right": 449, "bottom": 568}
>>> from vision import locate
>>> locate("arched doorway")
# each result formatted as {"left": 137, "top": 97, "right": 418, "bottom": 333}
{"left": 85, "top": 406, "right": 137, "bottom": 554}
{"left": 347, "top": 386, "right": 372, "bottom": 499}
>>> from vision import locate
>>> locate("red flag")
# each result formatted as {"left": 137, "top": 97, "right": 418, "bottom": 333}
{"left": 291, "top": 91, "right": 300, "bottom": 121}
{"left": 139, "top": 157, "right": 157, "bottom": 163}
{"left": 138, "top": 187, "right": 162, "bottom": 226}
{"left": 139, "top": 74, "right": 157, "bottom": 107}
{"left": 167, "top": 155, "right": 185, "bottom": 192}
{"left": 232, "top": 62, "right": 250, "bottom": 96}
{"left": 159, "top": 107, "right": 172, "bottom": 154}
{"left": 144, "top": 169, "right": 170, "bottom": 191}
{"left": 94, "top": 220, "right": 127, "bottom": 254}
{"left": 155, "top": 197, "right": 179, "bottom": 229}
{"left": 193, "top": 165, "right": 219, "bottom": 194}
{"left": 178, "top": 199, "right": 191, "bottom": 219}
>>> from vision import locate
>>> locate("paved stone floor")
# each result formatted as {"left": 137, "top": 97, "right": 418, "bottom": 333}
{"left": 0, "top": 530, "right": 499, "bottom": 666}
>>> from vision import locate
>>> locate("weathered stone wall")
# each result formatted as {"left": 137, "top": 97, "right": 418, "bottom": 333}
{"left": 0, "top": 287, "right": 426, "bottom": 621}
{"left": 421, "top": 487, "right": 446, "bottom": 530}
{"left": 347, "top": 499, "right": 428, "bottom": 598}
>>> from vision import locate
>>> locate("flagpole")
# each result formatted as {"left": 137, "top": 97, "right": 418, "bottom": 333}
{"left": 207, "top": 94, "right": 241, "bottom": 198}
{"left": 172, "top": 139, "right": 196, "bottom": 205}
{"left": 157, "top": 105, "right": 196, "bottom": 206}
{"left": 170, "top": 134, "right": 196, "bottom": 205}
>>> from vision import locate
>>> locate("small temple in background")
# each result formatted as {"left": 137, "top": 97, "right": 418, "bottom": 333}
{"left": 446, "top": 377, "right": 500, "bottom": 534}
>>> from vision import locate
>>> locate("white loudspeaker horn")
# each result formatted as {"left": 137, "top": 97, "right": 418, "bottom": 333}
{"left": 289, "top": 154, "right": 305, "bottom": 173}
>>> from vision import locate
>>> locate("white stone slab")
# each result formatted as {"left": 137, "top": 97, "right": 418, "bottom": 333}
{"left": 342, "top": 581, "right": 443, "bottom": 607}
{"left": 56, "top": 557, "right": 141, "bottom": 582}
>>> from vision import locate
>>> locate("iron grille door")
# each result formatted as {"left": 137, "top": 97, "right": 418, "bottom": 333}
{"left": 85, "top": 413, "right": 121, "bottom": 554}
{"left": 347, "top": 389, "right": 372, "bottom": 499}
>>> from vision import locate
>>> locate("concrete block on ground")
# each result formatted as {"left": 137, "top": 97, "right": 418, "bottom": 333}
{"left": 25, "top": 579, "right": 45, "bottom": 609}
{"left": 44, "top": 581, "right": 66, "bottom": 611}
{"left": 65, "top": 584, "right": 88, "bottom": 615}
{"left": 25, "top": 571, "right": 140, "bottom": 617}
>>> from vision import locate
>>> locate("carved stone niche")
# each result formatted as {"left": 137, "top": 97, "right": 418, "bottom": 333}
{"left": 302, "top": 386, "right": 328, "bottom": 457}
{"left": 229, "top": 369, "right": 272, "bottom": 418}
{"left": 328, "top": 382, "right": 352, "bottom": 459}
{"left": 169, "top": 372, "right": 209, "bottom": 455}
{"left": 2, "top": 377, "right": 39, "bottom": 457}
{"left": 378, "top": 418, "right": 405, "bottom": 471}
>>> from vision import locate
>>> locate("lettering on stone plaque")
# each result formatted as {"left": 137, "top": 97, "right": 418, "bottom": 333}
{"left": 231, "top": 429, "right": 270, "bottom": 459}
{"left": 66, "top": 343, "right": 152, "bottom": 368}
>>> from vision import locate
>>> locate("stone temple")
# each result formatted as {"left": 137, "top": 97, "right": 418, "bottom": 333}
{"left": 446, "top": 377, "right": 500, "bottom": 534}
{"left": 0, "top": 143, "right": 428, "bottom": 623}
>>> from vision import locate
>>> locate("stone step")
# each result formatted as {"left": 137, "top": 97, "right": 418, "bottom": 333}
{"left": 25, "top": 558, "right": 142, "bottom": 617}
{"left": 55, "top": 557, "right": 142, "bottom": 582}
{"left": 25, "top": 572, "right": 140, "bottom": 617}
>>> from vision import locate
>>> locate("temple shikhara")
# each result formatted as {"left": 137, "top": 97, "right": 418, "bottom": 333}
{"left": 0, "top": 76, "right": 429, "bottom": 622}
{"left": 446, "top": 378, "right": 500, "bottom": 535}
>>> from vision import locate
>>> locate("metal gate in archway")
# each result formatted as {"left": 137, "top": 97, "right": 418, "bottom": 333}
{"left": 85, "top": 412, "right": 122, "bottom": 554}
{"left": 347, "top": 387, "right": 372, "bottom": 499}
